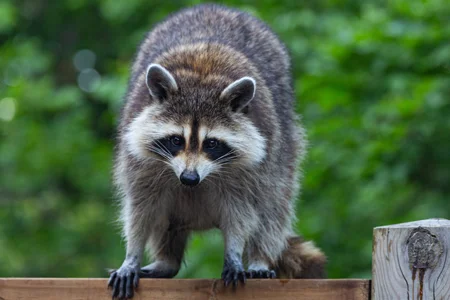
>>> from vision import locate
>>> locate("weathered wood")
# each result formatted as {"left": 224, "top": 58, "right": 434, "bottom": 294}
{"left": 372, "top": 218, "right": 450, "bottom": 300}
{"left": 0, "top": 278, "right": 370, "bottom": 300}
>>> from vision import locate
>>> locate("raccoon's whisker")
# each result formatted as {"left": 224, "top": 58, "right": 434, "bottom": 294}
{"left": 152, "top": 147, "right": 170, "bottom": 159}
{"left": 146, "top": 146, "right": 165, "bottom": 156}
{"left": 158, "top": 174, "right": 175, "bottom": 183}
{"left": 217, "top": 160, "right": 241, "bottom": 170}
{"left": 154, "top": 140, "right": 173, "bottom": 159}
{"left": 214, "top": 149, "right": 239, "bottom": 163}
{"left": 213, "top": 168, "right": 234, "bottom": 176}
{"left": 208, "top": 171, "right": 239, "bottom": 186}
{"left": 145, "top": 155, "right": 170, "bottom": 165}
{"left": 146, "top": 141, "right": 171, "bottom": 158}
{"left": 148, "top": 148, "right": 173, "bottom": 163}
{"left": 216, "top": 152, "right": 243, "bottom": 166}
{"left": 148, "top": 145, "right": 172, "bottom": 160}
{"left": 203, "top": 176, "right": 220, "bottom": 189}
{"left": 162, "top": 170, "right": 178, "bottom": 181}
{"left": 144, "top": 156, "right": 173, "bottom": 170}
{"left": 156, "top": 173, "right": 174, "bottom": 185}
{"left": 214, "top": 149, "right": 236, "bottom": 160}
{"left": 216, "top": 161, "right": 234, "bottom": 167}
{"left": 229, "top": 161, "right": 252, "bottom": 170}
{"left": 216, "top": 159, "right": 233, "bottom": 166}
{"left": 152, "top": 167, "right": 170, "bottom": 182}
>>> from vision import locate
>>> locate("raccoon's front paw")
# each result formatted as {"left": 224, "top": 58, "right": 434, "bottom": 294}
{"left": 221, "top": 263, "right": 246, "bottom": 287}
{"left": 247, "top": 268, "right": 276, "bottom": 279}
{"left": 108, "top": 264, "right": 140, "bottom": 300}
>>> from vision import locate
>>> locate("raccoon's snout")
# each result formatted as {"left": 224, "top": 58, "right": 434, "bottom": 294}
{"left": 180, "top": 170, "right": 200, "bottom": 186}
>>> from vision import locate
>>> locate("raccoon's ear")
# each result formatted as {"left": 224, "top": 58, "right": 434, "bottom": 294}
{"left": 146, "top": 64, "right": 178, "bottom": 101}
{"left": 220, "top": 77, "right": 256, "bottom": 113}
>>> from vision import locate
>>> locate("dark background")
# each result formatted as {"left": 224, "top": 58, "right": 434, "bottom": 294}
{"left": 1, "top": 0, "right": 449, "bottom": 279}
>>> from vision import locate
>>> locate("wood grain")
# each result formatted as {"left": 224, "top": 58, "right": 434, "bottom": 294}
{"left": 0, "top": 278, "right": 370, "bottom": 300}
{"left": 372, "top": 218, "right": 450, "bottom": 300}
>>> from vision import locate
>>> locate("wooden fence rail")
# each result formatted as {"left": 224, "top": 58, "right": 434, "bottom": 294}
{"left": 0, "top": 278, "right": 370, "bottom": 300}
{"left": 0, "top": 218, "right": 448, "bottom": 300}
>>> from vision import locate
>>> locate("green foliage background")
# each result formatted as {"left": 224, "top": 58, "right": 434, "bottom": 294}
{"left": 1, "top": 0, "right": 449, "bottom": 279}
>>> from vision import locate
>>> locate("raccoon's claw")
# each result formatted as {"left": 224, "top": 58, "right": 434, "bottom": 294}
{"left": 221, "top": 266, "right": 246, "bottom": 287}
{"left": 107, "top": 266, "right": 139, "bottom": 300}
{"left": 247, "top": 269, "right": 276, "bottom": 279}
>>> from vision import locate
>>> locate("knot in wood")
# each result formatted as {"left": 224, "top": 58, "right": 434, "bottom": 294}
{"left": 407, "top": 227, "right": 443, "bottom": 269}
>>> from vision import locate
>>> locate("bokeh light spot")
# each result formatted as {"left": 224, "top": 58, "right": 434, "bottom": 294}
{"left": 0, "top": 97, "right": 17, "bottom": 121}
{"left": 73, "top": 49, "right": 96, "bottom": 72}
{"left": 77, "top": 68, "right": 101, "bottom": 93}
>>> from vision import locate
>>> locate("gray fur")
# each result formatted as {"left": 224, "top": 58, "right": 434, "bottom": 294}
{"left": 109, "top": 4, "right": 325, "bottom": 299}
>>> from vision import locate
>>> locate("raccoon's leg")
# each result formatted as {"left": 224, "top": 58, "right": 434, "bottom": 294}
{"left": 221, "top": 229, "right": 248, "bottom": 287}
{"left": 220, "top": 203, "right": 259, "bottom": 287}
{"left": 245, "top": 214, "right": 287, "bottom": 279}
{"left": 140, "top": 227, "right": 189, "bottom": 278}
{"left": 108, "top": 198, "right": 151, "bottom": 300}
{"left": 246, "top": 240, "right": 279, "bottom": 279}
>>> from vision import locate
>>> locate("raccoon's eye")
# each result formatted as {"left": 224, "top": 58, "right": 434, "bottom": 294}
{"left": 204, "top": 138, "right": 219, "bottom": 149}
{"left": 170, "top": 136, "right": 184, "bottom": 146}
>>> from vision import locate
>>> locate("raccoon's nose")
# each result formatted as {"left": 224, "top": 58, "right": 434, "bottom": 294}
{"left": 180, "top": 170, "right": 200, "bottom": 186}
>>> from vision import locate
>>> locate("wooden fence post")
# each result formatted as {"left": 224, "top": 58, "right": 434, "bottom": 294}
{"left": 372, "top": 218, "right": 450, "bottom": 299}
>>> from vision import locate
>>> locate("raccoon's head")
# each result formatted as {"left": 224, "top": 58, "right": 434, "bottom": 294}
{"left": 124, "top": 63, "right": 266, "bottom": 186}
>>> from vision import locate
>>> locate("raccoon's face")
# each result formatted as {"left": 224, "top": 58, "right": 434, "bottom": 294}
{"left": 124, "top": 64, "right": 266, "bottom": 186}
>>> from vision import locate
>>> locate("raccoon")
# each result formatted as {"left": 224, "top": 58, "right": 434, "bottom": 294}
{"left": 108, "top": 4, "right": 326, "bottom": 299}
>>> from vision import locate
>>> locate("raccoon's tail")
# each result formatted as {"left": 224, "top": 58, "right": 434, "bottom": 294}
{"left": 275, "top": 236, "right": 327, "bottom": 278}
